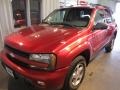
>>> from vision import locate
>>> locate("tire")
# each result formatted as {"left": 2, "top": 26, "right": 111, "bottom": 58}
{"left": 63, "top": 56, "right": 86, "bottom": 90}
{"left": 105, "top": 39, "right": 115, "bottom": 53}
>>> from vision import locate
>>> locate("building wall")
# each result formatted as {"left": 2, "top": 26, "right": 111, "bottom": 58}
{"left": 87, "top": 0, "right": 98, "bottom": 4}
{"left": 62, "top": 0, "right": 116, "bottom": 12}
{"left": 0, "top": 0, "right": 14, "bottom": 49}
{"left": 62, "top": 0, "right": 98, "bottom": 6}
{"left": 98, "top": 0, "right": 117, "bottom": 12}
{"left": 87, "top": 0, "right": 117, "bottom": 12}
{"left": 0, "top": 0, "right": 60, "bottom": 50}
{"left": 41, "top": 0, "right": 60, "bottom": 19}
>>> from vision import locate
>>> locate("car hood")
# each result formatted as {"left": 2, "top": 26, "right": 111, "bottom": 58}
{"left": 5, "top": 25, "right": 80, "bottom": 53}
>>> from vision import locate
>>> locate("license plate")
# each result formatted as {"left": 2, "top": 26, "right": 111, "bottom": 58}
{"left": 5, "top": 66, "right": 14, "bottom": 77}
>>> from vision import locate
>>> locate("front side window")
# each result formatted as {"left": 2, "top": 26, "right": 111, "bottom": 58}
{"left": 43, "top": 8, "right": 93, "bottom": 27}
{"left": 104, "top": 9, "right": 113, "bottom": 23}
{"left": 94, "top": 10, "right": 105, "bottom": 24}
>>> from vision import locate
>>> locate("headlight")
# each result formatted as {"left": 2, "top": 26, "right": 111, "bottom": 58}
{"left": 29, "top": 54, "right": 56, "bottom": 70}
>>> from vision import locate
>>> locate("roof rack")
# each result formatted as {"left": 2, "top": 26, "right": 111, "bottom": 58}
{"left": 90, "top": 3, "right": 109, "bottom": 8}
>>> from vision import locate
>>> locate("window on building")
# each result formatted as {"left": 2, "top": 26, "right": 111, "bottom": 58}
{"left": 12, "top": 0, "right": 27, "bottom": 28}
{"left": 30, "top": 0, "right": 41, "bottom": 25}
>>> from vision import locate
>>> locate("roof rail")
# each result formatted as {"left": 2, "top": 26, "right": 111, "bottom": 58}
{"left": 90, "top": 3, "right": 113, "bottom": 14}
{"left": 90, "top": 3, "right": 107, "bottom": 8}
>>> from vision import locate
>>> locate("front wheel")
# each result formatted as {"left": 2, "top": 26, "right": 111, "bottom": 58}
{"left": 63, "top": 56, "right": 86, "bottom": 90}
{"left": 105, "top": 39, "right": 115, "bottom": 53}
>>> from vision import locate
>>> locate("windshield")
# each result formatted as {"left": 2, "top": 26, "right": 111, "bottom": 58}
{"left": 43, "top": 8, "right": 93, "bottom": 27}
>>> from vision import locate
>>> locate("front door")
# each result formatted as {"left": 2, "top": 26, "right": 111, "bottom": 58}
{"left": 92, "top": 9, "right": 108, "bottom": 53}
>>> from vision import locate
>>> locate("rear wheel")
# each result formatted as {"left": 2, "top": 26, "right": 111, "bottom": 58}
{"left": 105, "top": 39, "right": 115, "bottom": 53}
{"left": 63, "top": 56, "right": 86, "bottom": 90}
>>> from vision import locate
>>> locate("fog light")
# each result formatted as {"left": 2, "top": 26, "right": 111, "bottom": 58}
{"left": 37, "top": 81, "right": 45, "bottom": 86}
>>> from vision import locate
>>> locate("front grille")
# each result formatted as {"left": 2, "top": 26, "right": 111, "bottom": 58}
{"left": 7, "top": 54, "right": 29, "bottom": 68}
{"left": 6, "top": 54, "right": 46, "bottom": 71}
{"left": 5, "top": 44, "right": 29, "bottom": 58}
{"left": 5, "top": 45, "right": 47, "bottom": 71}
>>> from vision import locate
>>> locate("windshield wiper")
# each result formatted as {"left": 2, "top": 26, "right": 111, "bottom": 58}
{"left": 50, "top": 22, "right": 76, "bottom": 27}
{"left": 42, "top": 21, "right": 51, "bottom": 24}
{"left": 42, "top": 22, "right": 79, "bottom": 28}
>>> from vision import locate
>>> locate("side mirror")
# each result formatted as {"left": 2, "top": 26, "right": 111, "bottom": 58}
{"left": 94, "top": 23, "right": 108, "bottom": 30}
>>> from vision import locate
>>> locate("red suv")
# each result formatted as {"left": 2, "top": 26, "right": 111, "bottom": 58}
{"left": 0, "top": 3, "right": 117, "bottom": 90}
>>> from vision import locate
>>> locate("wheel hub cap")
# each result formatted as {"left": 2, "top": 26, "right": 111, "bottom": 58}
{"left": 71, "top": 63, "right": 84, "bottom": 86}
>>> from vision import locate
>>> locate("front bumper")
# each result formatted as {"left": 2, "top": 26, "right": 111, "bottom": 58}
{"left": 0, "top": 52, "right": 69, "bottom": 90}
